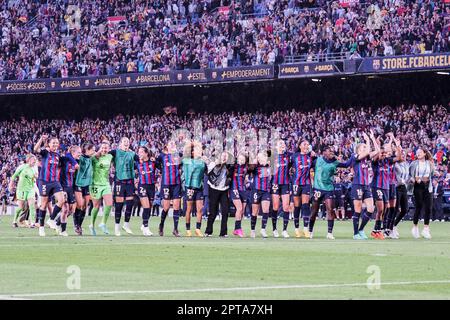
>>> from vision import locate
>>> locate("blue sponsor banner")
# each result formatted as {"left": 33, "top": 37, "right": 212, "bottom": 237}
{"left": 0, "top": 79, "right": 49, "bottom": 94}
{"left": 2, "top": 54, "right": 450, "bottom": 94}
{"left": 207, "top": 65, "right": 274, "bottom": 82}
{"left": 279, "top": 61, "right": 341, "bottom": 78}
{"left": 359, "top": 53, "right": 450, "bottom": 73}
{"left": 0, "top": 66, "right": 274, "bottom": 95}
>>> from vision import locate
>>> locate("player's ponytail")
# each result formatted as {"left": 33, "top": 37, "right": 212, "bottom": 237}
{"left": 26, "top": 154, "right": 36, "bottom": 163}
{"left": 423, "top": 148, "right": 435, "bottom": 172}
{"left": 82, "top": 142, "right": 94, "bottom": 154}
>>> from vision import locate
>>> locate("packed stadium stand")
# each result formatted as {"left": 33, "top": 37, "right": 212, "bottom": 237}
{"left": 1, "top": 0, "right": 449, "bottom": 80}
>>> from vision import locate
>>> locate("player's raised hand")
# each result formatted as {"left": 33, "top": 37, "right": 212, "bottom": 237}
{"left": 42, "top": 134, "right": 49, "bottom": 140}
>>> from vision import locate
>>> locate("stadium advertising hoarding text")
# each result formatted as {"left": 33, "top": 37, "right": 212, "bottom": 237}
{"left": 278, "top": 61, "right": 342, "bottom": 78}
{"left": 1, "top": 53, "right": 450, "bottom": 95}
{"left": 0, "top": 66, "right": 274, "bottom": 95}
{"left": 359, "top": 53, "right": 450, "bottom": 73}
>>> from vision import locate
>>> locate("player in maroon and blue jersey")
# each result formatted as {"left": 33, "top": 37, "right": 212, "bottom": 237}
{"left": 156, "top": 140, "right": 182, "bottom": 237}
{"left": 382, "top": 133, "right": 402, "bottom": 237}
{"left": 33, "top": 134, "right": 64, "bottom": 237}
{"left": 230, "top": 153, "right": 248, "bottom": 238}
{"left": 58, "top": 145, "right": 81, "bottom": 236}
{"left": 343, "top": 131, "right": 379, "bottom": 240}
{"left": 136, "top": 146, "right": 157, "bottom": 236}
{"left": 370, "top": 136, "right": 400, "bottom": 239}
{"left": 270, "top": 140, "right": 291, "bottom": 238}
{"left": 249, "top": 151, "right": 272, "bottom": 238}
{"left": 290, "top": 139, "right": 315, "bottom": 238}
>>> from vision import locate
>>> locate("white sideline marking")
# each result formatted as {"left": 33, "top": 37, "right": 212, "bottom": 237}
{"left": 1, "top": 237, "right": 450, "bottom": 246}
{"left": 1, "top": 280, "right": 450, "bottom": 299}
{"left": 0, "top": 296, "right": 30, "bottom": 300}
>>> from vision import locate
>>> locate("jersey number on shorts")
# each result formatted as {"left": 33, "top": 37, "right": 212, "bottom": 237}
{"left": 314, "top": 190, "right": 321, "bottom": 200}
{"left": 377, "top": 190, "right": 383, "bottom": 199}
{"left": 357, "top": 189, "right": 363, "bottom": 198}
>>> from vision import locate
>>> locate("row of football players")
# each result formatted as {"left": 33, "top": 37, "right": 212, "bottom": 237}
{"left": 9, "top": 131, "right": 435, "bottom": 239}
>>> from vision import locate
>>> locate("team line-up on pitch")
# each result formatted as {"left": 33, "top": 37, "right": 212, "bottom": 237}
{"left": 8, "top": 130, "right": 436, "bottom": 240}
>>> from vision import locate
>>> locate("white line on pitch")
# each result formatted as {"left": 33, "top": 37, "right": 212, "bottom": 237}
{"left": 2, "top": 280, "right": 450, "bottom": 299}
{"left": 1, "top": 237, "right": 450, "bottom": 245}
{"left": 0, "top": 296, "right": 30, "bottom": 300}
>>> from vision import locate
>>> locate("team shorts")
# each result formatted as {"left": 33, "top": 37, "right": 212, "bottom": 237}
{"left": 185, "top": 188, "right": 204, "bottom": 201}
{"left": 75, "top": 185, "right": 90, "bottom": 197}
{"left": 90, "top": 184, "right": 112, "bottom": 200}
{"left": 230, "top": 189, "right": 247, "bottom": 202}
{"left": 351, "top": 185, "right": 372, "bottom": 201}
{"left": 63, "top": 186, "right": 76, "bottom": 204}
{"left": 138, "top": 184, "right": 156, "bottom": 200}
{"left": 16, "top": 189, "right": 35, "bottom": 201}
{"left": 389, "top": 184, "right": 397, "bottom": 201}
{"left": 39, "top": 181, "right": 63, "bottom": 197}
{"left": 160, "top": 184, "right": 182, "bottom": 200}
{"left": 372, "top": 187, "right": 389, "bottom": 203}
{"left": 312, "top": 188, "right": 335, "bottom": 202}
{"left": 334, "top": 190, "right": 345, "bottom": 207}
{"left": 114, "top": 181, "right": 135, "bottom": 198}
{"left": 291, "top": 184, "right": 311, "bottom": 197}
{"left": 270, "top": 184, "right": 290, "bottom": 195}
{"left": 251, "top": 190, "right": 271, "bottom": 204}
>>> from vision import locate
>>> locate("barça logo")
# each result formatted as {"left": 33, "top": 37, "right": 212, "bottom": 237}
{"left": 373, "top": 59, "right": 381, "bottom": 70}
{"left": 85, "top": 79, "right": 90, "bottom": 86}
{"left": 177, "top": 73, "right": 183, "bottom": 81}
{"left": 51, "top": 81, "right": 56, "bottom": 88}
{"left": 212, "top": 71, "right": 217, "bottom": 79}
{"left": 126, "top": 76, "right": 131, "bottom": 84}
{"left": 303, "top": 66, "right": 310, "bottom": 73}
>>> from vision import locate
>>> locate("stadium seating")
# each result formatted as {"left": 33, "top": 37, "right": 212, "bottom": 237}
{"left": 0, "top": 0, "right": 449, "bottom": 80}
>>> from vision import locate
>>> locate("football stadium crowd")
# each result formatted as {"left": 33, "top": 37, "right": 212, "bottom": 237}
{"left": 1, "top": 0, "right": 449, "bottom": 80}
{"left": 1, "top": 103, "right": 449, "bottom": 187}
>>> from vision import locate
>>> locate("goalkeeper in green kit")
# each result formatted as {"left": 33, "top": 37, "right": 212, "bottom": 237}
{"left": 9, "top": 154, "right": 38, "bottom": 227}
{"left": 110, "top": 137, "right": 139, "bottom": 236}
{"left": 89, "top": 141, "right": 114, "bottom": 236}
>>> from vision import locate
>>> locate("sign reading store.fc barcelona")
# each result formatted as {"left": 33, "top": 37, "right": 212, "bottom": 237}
{"left": 361, "top": 53, "right": 450, "bottom": 73}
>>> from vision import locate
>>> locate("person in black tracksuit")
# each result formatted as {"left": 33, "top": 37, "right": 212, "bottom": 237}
{"left": 432, "top": 179, "right": 444, "bottom": 221}
{"left": 204, "top": 152, "right": 233, "bottom": 237}
{"left": 392, "top": 153, "right": 410, "bottom": 237}
{"left": 409, "top": 148, "right": 434, "bottom": 239}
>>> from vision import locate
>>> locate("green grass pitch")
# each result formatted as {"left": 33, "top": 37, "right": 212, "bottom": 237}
{"left": 0, "top": 216, "right": 449, "bottom": 300}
